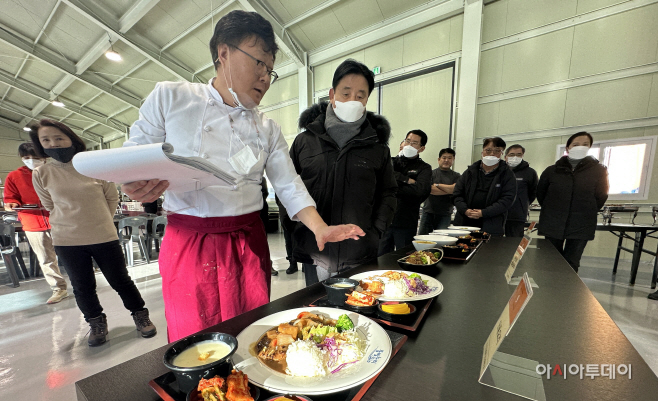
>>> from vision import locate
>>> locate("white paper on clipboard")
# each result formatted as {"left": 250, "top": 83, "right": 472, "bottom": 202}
{"left": 72, "top": 143, "right": 236, "bottom": 192}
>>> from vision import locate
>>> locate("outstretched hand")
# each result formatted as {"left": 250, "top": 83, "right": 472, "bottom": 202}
{"left": 315, "top": 224, "right": 366, "bottom": 251}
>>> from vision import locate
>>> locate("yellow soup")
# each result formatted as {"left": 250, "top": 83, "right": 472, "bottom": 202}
{"left": 172, "top": 340, "right": 232, "bottom": 367}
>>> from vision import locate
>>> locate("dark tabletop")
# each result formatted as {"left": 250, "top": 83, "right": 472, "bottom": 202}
{"left": 75, "top": 238, "right": 658, "bottom": 401}
{"left": 596, "top": 223, "right": 658, "bottom": 232}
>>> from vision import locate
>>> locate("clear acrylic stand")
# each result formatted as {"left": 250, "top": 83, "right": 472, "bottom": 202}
{"left": 479, "top": 351, "right": 546, "bottom": 401}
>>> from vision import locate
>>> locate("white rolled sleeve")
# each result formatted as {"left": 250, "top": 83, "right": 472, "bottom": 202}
{"left": 264, "top": 124, "right": 315, "bottom": 221}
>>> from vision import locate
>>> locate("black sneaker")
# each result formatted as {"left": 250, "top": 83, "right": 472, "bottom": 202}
{"left": 271, "top": 267, "right": 278, "bottom": 276}
{"left": 286, "top": 263, "right": 298, "bottom": 274}
{"left": 649, "top": 290, "right": 658, "bottom": 301}
{"left": 132, "top": 308, "right": 157, "bottom": 338}
{"left": 87, "top": 314, "right": 108, "bottom": 347}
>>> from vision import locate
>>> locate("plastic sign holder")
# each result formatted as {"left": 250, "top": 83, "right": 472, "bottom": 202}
{"left": 479, "top": 273, "right": 544, "bottom": 400}
{"left": 505, "top": 222, "right": 537, "bottom": 285}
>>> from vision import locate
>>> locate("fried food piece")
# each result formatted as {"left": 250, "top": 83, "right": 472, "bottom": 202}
{"left": 359, "top": 280, "right": 384, "bottom": 294}
{"left": 277, "top": 323, "right": 299, "bottom": 339}
{"left": 198, "top": 351, "right": 211, "bottom": 361}
{"left": 345, "top": 291, "right": 375, "bottom": 306}
{"left": 226, "top": 369, "right": 253, "bottom": 401}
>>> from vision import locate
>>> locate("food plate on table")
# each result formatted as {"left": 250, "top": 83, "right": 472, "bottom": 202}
{"left": 349, "top": 270, "right": 443, "bottom": 302}
{"left": 397, "top": 249, "right": 443, "bottom": 270}
{"left": 432, "top": 229, "right": 470, "bottom": 237}
{"left": 413, "top": 234, "right": 458, "bottom": 246}
{"left": 448, "top": 225, "right": 480, "bottom": 231}
{"left": 232, "top": 307, "right": 392, "bottom": 396}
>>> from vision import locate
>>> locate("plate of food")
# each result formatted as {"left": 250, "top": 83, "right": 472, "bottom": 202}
{"left": 447, "top": 225, "right": 480, "bottom": 232}
{"left": 349, "top": 270, "right": 443, "bottom": 302}
{"left": 397, "top": 249, "right": 443, "bottom": 269}
{"left": 232, "top": 308, "right": 392, "bottom": 395}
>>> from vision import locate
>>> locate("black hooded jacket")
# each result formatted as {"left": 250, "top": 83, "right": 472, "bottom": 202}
{"left": 289, "top": 102, "right": 397, "bottom": 272}
{"left": 453, "top": 160, "right": 517, "bottom": 236}
{"left": 507, "top": 160, "right": 538, "bottom": 222}
{"left": 536, "top": 156, "right": 608, "bottom": 240}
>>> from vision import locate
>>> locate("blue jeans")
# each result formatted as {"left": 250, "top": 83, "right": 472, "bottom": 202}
{"left": 417, "top": 213, "right": 452, "bottom": 235}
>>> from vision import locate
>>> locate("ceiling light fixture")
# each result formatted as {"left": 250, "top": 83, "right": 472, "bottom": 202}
{"left": 23, "top": 126, "right": 31, "bottom": 132}
{"left": 104, "top": 34, "right": 122, "bottom": 61}
{"left": 52, "top": 96, "right": 64, "bottom": 107}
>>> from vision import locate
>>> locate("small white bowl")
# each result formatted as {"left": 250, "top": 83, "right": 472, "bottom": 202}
{"left": 414, "top": 235, "right": 458, "bottom": 246}
{"left": 433, "top": 229, "right": 470, "bottom": 237}
{"left": 413, "top": 240, "right": 437, "bottom": 250}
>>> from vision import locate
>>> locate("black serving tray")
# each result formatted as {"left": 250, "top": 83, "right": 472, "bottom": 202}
{"left": 150, "top": 331, "right": 407, "bottom": 401}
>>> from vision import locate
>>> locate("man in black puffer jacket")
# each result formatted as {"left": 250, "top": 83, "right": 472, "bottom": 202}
{"left": 453, "top": 137, "right": 517, "bottom": 236}
{"left": 290, "top": 60, "right": 397, "bottom": 285}
{"left": 504, "top": 144, "right": 538, "bottom": 237}
{"left": 378, "top": 129, "right": 432, "bottom": 255}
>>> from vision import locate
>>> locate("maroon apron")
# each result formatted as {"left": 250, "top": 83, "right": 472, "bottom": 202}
{"left": 159, "top": 212, "right": 271, "bottom": 342}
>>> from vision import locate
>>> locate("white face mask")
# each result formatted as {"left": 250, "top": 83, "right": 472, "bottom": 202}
{"left": 506, "top": 156, "right": 522, "bottom": 168}
{"left": 333, "top": 100, "right": 365, "bottom": 123}
{"left": 568, "top": 146, "right": 589, "bottom": 160}
{"left": 402, "top": 145, "right": 418, "bottom": 158}
{"left": 22, "top": 159, "right": 45, "bottom": 170}
{"left": 482, "top": 156, "right": 500, "bottom": 166}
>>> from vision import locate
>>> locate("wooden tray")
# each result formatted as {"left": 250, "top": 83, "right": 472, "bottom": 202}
{"left": 149, "top": 330, "right": 407, "bottom": 401}
{"left": 308, "top": 295, "right": 433, "bottom": 332}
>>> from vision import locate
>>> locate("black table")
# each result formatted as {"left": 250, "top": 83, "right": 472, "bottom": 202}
{"left": 596, "top": 223, "right": 658, "bottom": 288}
{"left": 75, "top": 238, "right": 658, "bottom": 401}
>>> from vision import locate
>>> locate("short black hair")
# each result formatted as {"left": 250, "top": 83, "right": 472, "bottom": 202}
{"left": 483, "top": 137, "right": 506, "bottom": 149}
{"left": 29, "top": 119, "right": 87, "bottom": 157}
{"left": 566, "top": 131, "right": 593, "bottom": 148}
{"left": 332, "top": 59, "right": 375, "bottom": 95}
{"left": 506, "top": 144, "right": 525, "bottom": 155}
{"left": 18, "top": 142, "right": 39, "bottom": 158}
{"left": 209, "top": 10, "right": 278, "bottom": 70}
{"left": 439, "top": 148, "right": 455, "bottom": 158}
{"left": 406, "top": 129, "right": 427, "bottom": 146}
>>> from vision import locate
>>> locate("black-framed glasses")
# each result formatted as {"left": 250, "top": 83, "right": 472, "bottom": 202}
{"left": 404, "top": 138, "right": 421, "bottom": 147}
{"left": 483, "top": 148, "right": 503, "bottom": 155}
{"left": 231, "top": 46, "right": 278, "bottom": 84}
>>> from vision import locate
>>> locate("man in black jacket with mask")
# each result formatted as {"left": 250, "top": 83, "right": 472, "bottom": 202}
{"left": 378, "top": 130, "right": 432, "bottom": 255}
{"left": 504, "top": 144, "right": 538, "bottom": 237}
{"left": 290, "top": 59, "right": 397, "bottom": 286}
{"left": 453, "top": 137, "right": 517, "bottom": 236}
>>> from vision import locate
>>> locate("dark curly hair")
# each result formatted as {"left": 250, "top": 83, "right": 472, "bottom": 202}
{"left": 209, "top": 10, "right": 278, "bottom": 70}
{"left": 29, "top": 119, "right": 86, "bottom": 157}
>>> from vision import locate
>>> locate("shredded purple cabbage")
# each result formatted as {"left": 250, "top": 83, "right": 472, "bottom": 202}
{"left": 403, "top": 276, "right": 437, "bottom": 295}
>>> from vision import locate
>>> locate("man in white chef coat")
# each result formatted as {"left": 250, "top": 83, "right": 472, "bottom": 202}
{"left": 121, "top": 10, "right": 364, "bottom": 342}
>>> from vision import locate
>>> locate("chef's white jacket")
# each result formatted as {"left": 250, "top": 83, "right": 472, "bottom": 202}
{"left": 124, "top": 79, "right": 315, "bottom": 219}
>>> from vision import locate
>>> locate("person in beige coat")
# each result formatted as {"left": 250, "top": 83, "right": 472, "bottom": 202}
{"left": 30, "top": 119, "right": 156, "bottom": 347}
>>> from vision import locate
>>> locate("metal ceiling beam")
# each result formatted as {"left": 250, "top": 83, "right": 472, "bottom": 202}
{"left": 236, "top": 0, "right": 305, "bottom": 67}
{"left": 62, "top": 0, "right": 197, "bottom": 82}
{"left": 0, "top": 24, "right": 142, "bottom": 108}
{"left": 283, "top": 0, "right": 341, "bottom": 28}
{"left": 308, "top": 0, "right": 463, "bottom": 66}
{"left": 34, "top": 0, "right": 62, "bottom": 45}
{"left": 0, "top": 69, "right": 129, "bottom": 133}
{"left": 16, "top": 0, "right": 161, "bottom": 128}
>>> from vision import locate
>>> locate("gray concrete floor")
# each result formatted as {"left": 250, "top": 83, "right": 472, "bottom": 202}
{"left": 0, "top": 233, "right": 656, "bottom": 401}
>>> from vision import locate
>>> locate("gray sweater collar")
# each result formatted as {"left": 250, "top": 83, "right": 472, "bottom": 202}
{"left": 324, "top": 104, "right": 367, "bottom": 149}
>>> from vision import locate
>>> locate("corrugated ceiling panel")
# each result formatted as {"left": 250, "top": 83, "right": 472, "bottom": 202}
{"left": 0, "top": 109, "right": 23, "bottom": 123}
{"left": 287, "top": 26, "right": 314, "bottom": 51}
{"left": 87, "top": 41, "right": 149, "bottom": 80}
{"left": 95, "top": 0, "right": 135, "bottom": 19}
{"left": 279, "top": 0, "right": 326, "bottom": 20}
{"left": 40, "top": 4, "right": 107, "bottom": 63}
{"left": 0, "top": 0, "right": 58, "bottom": 40}
{"left": 265, "top": 0, "right": 292, "bottom": 23}
{"left": 6, "top": 90, "right": 41, "bottom": 110}
{"left": 85, "top": 93, "right": 128, "bottom": 118}
{"left": 19, "top": 59, "right": 66, "bottom": 91}
{"left": 59, "top": 80, "right": 104, "bottom": 106}
{"left": 118, "top": 62, "right": 177, "bottom": 99}
{"left": 0, "top": 43, "right": 29, "bottom": 76}
{"left": 296, "top": 7, "right": 346, "bottom": 48}
{"left": 331, "top": 0, "right": 385, "bottom": 36}
{"left": 113, "top": 108, "right": 140, "bottom": 126}
{"left": 376, "top": 0, "right": 429, "bottom": 19}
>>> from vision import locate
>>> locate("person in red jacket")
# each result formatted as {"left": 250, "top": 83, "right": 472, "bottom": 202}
{"left": 4, "top": 143, "right": 69, "bottom": 304}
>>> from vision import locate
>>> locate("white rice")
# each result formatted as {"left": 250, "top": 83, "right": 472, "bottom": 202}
{"left": 383, "top": 278, "right": 409, "bottom": 298}
{"left": 285, "top": 339, "right": 328, "bottom": 377}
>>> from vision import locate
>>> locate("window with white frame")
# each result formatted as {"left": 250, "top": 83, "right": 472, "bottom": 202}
{"left": 556, "top": 136, "right": 657, "bottom": 201}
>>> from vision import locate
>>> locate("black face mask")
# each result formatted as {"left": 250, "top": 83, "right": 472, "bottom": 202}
{"left": 43, "top": 147, "right": 76, "bottom": 163}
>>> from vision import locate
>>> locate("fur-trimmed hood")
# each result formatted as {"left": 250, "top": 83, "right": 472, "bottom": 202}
{"left": 298, "top": 101, "right": 391, "bottom": 145}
